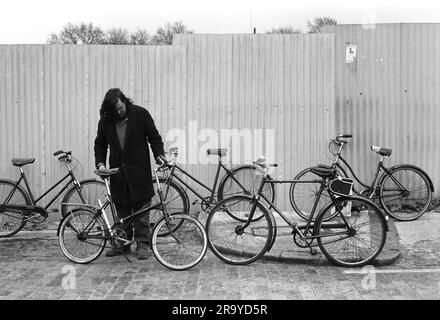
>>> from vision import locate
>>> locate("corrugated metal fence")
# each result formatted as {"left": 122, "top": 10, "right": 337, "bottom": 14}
{"left": 0, "top": 45, "right": 187, "bottom": 221}
{"left": 0, "top": 35, "right": 336, "bottom": 221}
{"left": 323, "top": 23, "right": 440, "bottom": 195}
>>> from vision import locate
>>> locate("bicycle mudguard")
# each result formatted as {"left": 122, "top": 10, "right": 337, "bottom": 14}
{"left": 253, "top": 198, "right": 277, "bottom": 253}
{"left": 56, "top": 207, "right": 98, "bottom": 236}
{"left": 0, "top": 204, "right": 48, "bottom": 217}
{"left": 379, "top": 164, "right": 434, "bottom": 192}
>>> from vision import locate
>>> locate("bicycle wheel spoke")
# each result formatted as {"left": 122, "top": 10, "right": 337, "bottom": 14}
{"left": 206, "top": 196, "right": 272, "bottom": 265}
{"left": 59, "top": 209, "right": 106, "bottom": 263}
{"left": 152, "top": 214, "right": 207, "bottom": 270}
{"left": 317, "top": 198, "right": 386, "bottom": 267}
{"left": 0, "top": 181, "right": 28, "bottom": 237}
{"left": 380, "top": 167, "right": 431, "bottom": 221}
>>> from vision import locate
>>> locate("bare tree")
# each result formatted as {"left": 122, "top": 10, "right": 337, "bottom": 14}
{"left": 150, "top": 21, "right": 193, "bottom": 45}
{"left": 130, "top": 29, "right": 150, "bottom": 45}
{"left": 106, "top": 28, "right": 130, "bottom": 45}
{"left": 47, "top": 21, "right": 193, "bottom": 45}
{"left": 307, "top": 17, "right": 337, "bottom": 33}
{"left": 78, "top": 23, "right": 106, "bottom": 44}
{"left": 47, "top": 23, "right": 105, "bottom": 44}
{"left": 266, "top": 26, "right": 302, "bottom": 34}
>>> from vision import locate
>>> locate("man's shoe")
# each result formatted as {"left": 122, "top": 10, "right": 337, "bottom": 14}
{"left": 137, "top": 246, "right": 152, "bottom": 260}
{"left": 105, "top": 246, "right": 131, "bottom": 257}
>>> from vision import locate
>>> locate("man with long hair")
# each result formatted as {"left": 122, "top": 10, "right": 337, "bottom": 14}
{"left": 94, "top": 88, "right": 165, "bottom": 260}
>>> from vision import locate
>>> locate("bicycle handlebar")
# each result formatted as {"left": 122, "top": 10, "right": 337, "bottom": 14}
{"left": 53, "top": 150, "right": 72, "bottom": 163}
{"left": 53, "top": 150, "right": 72, "bottom": 156}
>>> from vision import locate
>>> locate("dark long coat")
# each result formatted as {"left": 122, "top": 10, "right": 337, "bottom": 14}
{"left": 94, "top": 104, "right": 165, "bottom": 206}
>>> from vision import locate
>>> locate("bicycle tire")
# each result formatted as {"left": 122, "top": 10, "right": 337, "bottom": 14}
{"left": 379, "top": 166, "right": 432, "bottom": 221}
{"left": 217, "top": 165, "right": 275, "bottom": 222}
{"left": 149, "top": 177, "right": 190, "bottom": 237}
{"left": 58, "top": 208, "right": 107, "bottom": 264}
{"left": 315, "top": 196, "right": 387, "bottom": 267}
{"left": 61, "top": 179, "right": 106, "bottom": 218}
{"left": 0, "top": 179, "right": 31, "bottom": 237}
{"left": 206, "top": 195, "right": 273, "bottom": 265}
{"left": 151, "top": 213, "right": 207, "bottom": 270}
{"left": 289, "top": 167, "right": 338, "bottom": 221}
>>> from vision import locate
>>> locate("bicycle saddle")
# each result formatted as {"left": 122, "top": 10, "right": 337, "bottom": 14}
{"left": 94, "top": 168, "right": 119, "bottom": 178}
{"left": 12, "top": 158, "right": 35, "bottom": 167}
{"left": 310, "top": 166, "right": 337, "bottom": 178}
{"left": 371, "top": 146, "right": 392, "bottom": 157}
{"left": 207, "top": 148, "right": 228, "bottom": 157}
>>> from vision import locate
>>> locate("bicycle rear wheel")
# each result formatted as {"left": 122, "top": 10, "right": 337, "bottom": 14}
{"left": 151, "top": 213, "right": 207, "bottom": 270}
{"left": 58, "top": 208, "right": 107, "bottom": 264}
{"left": 61, "top": 179, "right": 106, "bottom": 218}
{"left": 289, "top": 167, "right": 334, "bottom": 221}
{"left": 206, "top": 195, "right": 273, "bottom": 265}
{"left": 315, "top": 197, "right": 387, "bottom": 267}
{"left": 379, "top": 166, "right": 432, "bottom": 221}
{"left": 0, "top": 180, "right": 30, "bottom": 237}
{"left": 218, "top": 166, "right": 275, "bottom": 222}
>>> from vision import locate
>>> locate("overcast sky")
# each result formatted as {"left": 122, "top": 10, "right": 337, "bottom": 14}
{"left": 1, "top": 0, "right": 439, "bottom": 44}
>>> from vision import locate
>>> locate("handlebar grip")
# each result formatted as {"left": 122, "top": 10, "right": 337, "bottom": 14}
{"left": 53, "top": 150, "right": 63, "bottom": 156}
{"left": 342, "top": 134, "right": 352, "bottom": 138}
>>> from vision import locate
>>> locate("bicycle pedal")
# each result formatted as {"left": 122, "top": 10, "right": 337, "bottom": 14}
{"left": 50, "top": 208, "right": 59, "bottom": 213}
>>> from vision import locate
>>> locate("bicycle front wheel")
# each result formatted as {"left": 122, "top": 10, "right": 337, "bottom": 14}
{"left": 61, "top": 179, "right": 106, "bottom": 218}
{"left": 206, "top": 195, "right": 273, "bottom": 265}
{"left": 379, "top": 166, "right": 432, "bottom": 221}
{"left": 149, "top": 177, "right": 190, "bottom": 237}
{"left": 58, "top": 208, "right": 107, "bottom": 264}
{"left": 151, "top": 213, "right": 207, "bottom": 270}
{"left": 315, "top": 197, "right": 387, "bottom": 267}
{"left": 0, "top": 180, "right": 31, "bottom": 237}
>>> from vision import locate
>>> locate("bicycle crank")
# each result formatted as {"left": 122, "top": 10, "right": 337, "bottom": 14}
{"left": 292, "top": 229, "right": 314, "bottom": 248}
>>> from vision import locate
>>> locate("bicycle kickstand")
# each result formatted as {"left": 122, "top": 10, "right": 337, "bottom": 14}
{"left": 119, "top": 248, "right": 132, "bottom": 263}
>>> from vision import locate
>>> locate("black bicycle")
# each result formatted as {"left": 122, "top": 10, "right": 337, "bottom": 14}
{"left": 58, "top": 164, "right": 207, "bottom": 270}
{"left": 290, "top": 135, "right": 433, "bottom": 221}
{"left": 0, "top": 150, "right": 105, "bottom": 237}
{"left": 150, "top": 147, "right": 275, "bottom": 224}
{"left": 206, "top": 157, "right": 388, "bottom": 268}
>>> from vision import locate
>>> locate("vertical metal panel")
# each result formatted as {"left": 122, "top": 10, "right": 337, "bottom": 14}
{"left": 0, "top": 44, "right": 186, "bottom": 222}
{"left": 323, "top": 23, "right": 440, "bottom": 197}
{"left": 174, "top": 34, "right": 336, "bottom": 210}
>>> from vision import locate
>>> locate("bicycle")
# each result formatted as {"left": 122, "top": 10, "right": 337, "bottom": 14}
{"left": 205, "top": 157, "right": 388, "bottom": 268}
{"left": 0, "top": 150, "right": 106, "bottom": 237}
{"left": 57, "top": 162, "right": 208, "bottom": 270}
{"left": 152, "top": 147, "right": 275, "bottom": 222}
{"left": 290, "top": 134, "right": 434, "bottom": 221}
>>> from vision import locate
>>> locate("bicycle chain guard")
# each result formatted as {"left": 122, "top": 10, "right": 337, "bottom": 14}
{"left": 109, "top": 226, "right": 130, "bottom": 249}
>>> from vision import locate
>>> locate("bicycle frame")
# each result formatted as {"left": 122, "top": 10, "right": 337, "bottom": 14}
{"left": 164, "top": 159, "right": 249, "bottom": 208}
{"left": 62, "top": 168, "right": 167, "bottom": 243}
{"left": 240, "top": 174, "right": 351, "bottom": 246}
{"left": 334, "top": 154, "right": 406, "bottom": 200}
{"left": 2, "top": 164, "right": 80, "bottom": 211}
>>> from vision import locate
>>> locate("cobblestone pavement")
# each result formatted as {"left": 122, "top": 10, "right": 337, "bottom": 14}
{"left": 0, "top": 212, "right": 439, "bottom": 300}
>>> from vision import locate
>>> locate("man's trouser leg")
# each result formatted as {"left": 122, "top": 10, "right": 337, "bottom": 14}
{"left": 132, "top": 200, "right": 151, "bottom": 249}
{"left": 114, "top": 202, "right": 134, "bottom": 245}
